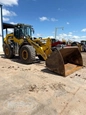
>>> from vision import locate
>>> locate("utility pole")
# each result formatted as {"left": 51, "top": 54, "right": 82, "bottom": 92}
{"left": 55, "top": 27, "right": 64, "bottom": 39}
{"left": 0, "top": 4, "right": 3, "bottom": 52}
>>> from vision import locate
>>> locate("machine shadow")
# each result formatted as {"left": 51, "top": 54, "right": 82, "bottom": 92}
{"left": 0, "top": 53, "right": 63, "bottom": 77}
{"left": 0, "top": 54, "right": 42, "bottom": 65}
{"left": 41, "top": 68, "right": 63, "bottom": 77}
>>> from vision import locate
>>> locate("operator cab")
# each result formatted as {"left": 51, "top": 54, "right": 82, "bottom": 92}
{"left": 14, "top": 24, "right": 34, "bottom": 39}
{"left": 3, "top": 23, "right": 34, "bottom": 39}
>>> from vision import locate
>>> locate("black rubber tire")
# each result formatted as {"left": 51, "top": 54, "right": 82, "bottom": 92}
{"left": 4, "top": 44, "right": 14, "bottom": 58}
{"left": 19, "top": 45, "right": 35, "bottom": 64}
{"left": 38, "top": 55, "right": 45, "bottom": 61}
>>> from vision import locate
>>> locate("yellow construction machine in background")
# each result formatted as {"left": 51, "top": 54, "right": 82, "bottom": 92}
{"left": 3, "top": 23, "right": 83, "bottom": 76}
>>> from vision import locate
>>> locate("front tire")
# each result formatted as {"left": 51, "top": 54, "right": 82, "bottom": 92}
{"left": 19, "top": 45, "right": 35, "bottom": 64}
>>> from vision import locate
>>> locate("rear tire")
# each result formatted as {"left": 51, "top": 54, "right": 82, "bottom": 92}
{"left": 4, "top": 44, "right": 14, "bottom": 58}
{"left": 19, "top": 45, "right": 35, "bottom": 64}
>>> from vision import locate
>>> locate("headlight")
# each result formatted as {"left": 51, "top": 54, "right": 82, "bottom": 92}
{"left": 24, "top": 36, "right": 26, "bottom": 39}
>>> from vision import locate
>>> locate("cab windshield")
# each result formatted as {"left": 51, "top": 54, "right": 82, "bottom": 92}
{"left": 20, "top": 25, "right": 33, "bottom": 37}
{"left": 14, "top": 24, "right": 34, "bottom": 39}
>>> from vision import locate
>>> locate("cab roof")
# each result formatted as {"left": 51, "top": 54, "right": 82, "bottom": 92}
{"left": 3, "top": 23, "right": 32, "bottom": 29}
{"left": 3, "top": 23, "right": 15, "bottom": 29}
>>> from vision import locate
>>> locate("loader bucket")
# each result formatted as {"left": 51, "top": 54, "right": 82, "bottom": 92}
{"left": 46, "top": 47, "right": 83, "bottom": 76}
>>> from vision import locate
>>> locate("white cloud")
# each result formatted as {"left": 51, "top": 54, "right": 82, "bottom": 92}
{"left": 2, "top": 8, "right": 17, "bottom": 16}
{"left": 51, "top": 18, "right": 58, "bottom": 22}
{"left": 2, "top": 8, "right": 17, "bottom": 22}
{"left": 68, "top": 32, "right": 72, "bottom": 35}
{"left": 3, "top": 17, "right": 10, "bottom": 21}
{"left": 8, "top": 28, "right": 14, "bottom": 33}
{"left": 68, "top": 34, "right": 72, "bottom": 37}
{"left": 47, "top": 36, "right": 54, "bottom": 38}
{"left": 1, "top": 1, "right": 18, "bottom": 22}
{"left": 81, "top": 36, "right": 86, "bottom": 39}
{"left": 39, "top": 17, "right": 58, "bottom": 22}
{"left": 67, "top": 32, "right": 72, "bottom": 37}
{"left": 72, "top": 35, "right": 80, "bottom": 39}
{"left": 39, "top": 17, "right": 49, "bottom": 21}
{"left": 33, "top": 33, "right": 43, "bottom": 38}
{"left": 67, "top": 22, "right": 70, "bottom": 25}
{"left": 58, "top": 34, "right": 86, "bottom": 42}
{"left": 36, "top": 33, "right": 42, "bottom": 37}
{"left": 81, "top": 28, "right": 86, "bottom": 32}
{"left": 10, "top": 22, "right": 17, "bottom": 24}
{"left": 60, "top": 33, "right": 68, "bottom": 37}
{"left": 57, "top": 8, "right": 64, "bottom": 11}
{"left": 0, "top": 0, "right": 18, "bottom": 6}
{"left": 57, "top": 8, "right": 66, "bottom": 12}
{"left": 49, "top": 33, "right": 82, "bottom": 42}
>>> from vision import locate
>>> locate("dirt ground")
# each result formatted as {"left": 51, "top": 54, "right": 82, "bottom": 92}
{"left": 0, "top": 52, "right": 86, "bottom": 115}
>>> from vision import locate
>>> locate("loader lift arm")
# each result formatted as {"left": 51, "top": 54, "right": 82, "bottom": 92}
{"left": 26, "top": 37, "right": 52, "bottom": 60}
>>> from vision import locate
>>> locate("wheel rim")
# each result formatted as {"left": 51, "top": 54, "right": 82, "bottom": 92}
{"left": 5, "top": 47, "right": 9, "bottom": 55}
{"left": 22, "top": 50, "right": 28, "bottom": 60}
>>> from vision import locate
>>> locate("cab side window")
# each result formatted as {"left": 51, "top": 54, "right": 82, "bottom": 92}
{"left": 14, "top": 27, "right": 20, "bottom": 39}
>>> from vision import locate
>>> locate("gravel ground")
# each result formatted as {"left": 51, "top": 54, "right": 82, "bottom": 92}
{"left": 0, "top": 52, "right": 86, "bottom": 115}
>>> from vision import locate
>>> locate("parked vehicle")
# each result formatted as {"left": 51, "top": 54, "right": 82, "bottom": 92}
{"left": 81, "top": 40, "right": 86, "bottom": 52}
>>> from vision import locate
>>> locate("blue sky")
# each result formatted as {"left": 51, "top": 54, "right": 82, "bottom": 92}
{"left": 0, "top": 0, "right": 86, "bottom": 42}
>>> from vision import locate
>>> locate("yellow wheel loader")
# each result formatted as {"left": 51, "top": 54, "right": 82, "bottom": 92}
{"left": 3, "top": 23, "right": 83, "bottom": 76}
